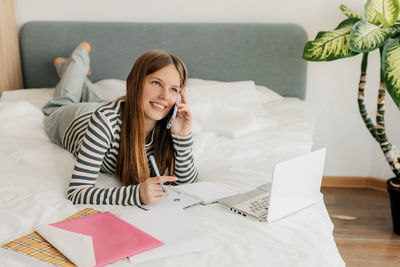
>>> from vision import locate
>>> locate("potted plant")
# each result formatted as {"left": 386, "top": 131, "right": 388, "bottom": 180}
{"left": 303, "top": 0, "right": 400, "bottom": 234}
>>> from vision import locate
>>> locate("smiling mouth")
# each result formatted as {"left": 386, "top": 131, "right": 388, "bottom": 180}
{"left": 150, "top": 102, "right": 167, "bottom": 111}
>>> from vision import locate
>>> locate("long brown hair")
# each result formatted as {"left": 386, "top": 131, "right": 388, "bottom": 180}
{"left": 116, "top": 50, "right": 188, "bottom": 186}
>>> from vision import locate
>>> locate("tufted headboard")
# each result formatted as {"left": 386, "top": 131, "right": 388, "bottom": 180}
{"left": 19, "top": 21, "right": 307, "bottom": 99}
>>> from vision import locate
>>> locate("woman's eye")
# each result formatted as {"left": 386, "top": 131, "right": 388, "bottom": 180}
{"left": 170, "top": 88, "right": 178, "bottom": 94}
{"left": 152, "top": 81, "right": 160, "bottom": 86}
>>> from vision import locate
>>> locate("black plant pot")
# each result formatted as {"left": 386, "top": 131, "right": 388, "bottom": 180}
{"left": 387, "top": 178, "right": 400, "bottom": 235}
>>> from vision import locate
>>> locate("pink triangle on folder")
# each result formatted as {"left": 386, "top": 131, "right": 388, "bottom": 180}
{"left": 51, "top": 212, "right": 164, "bottom": 266}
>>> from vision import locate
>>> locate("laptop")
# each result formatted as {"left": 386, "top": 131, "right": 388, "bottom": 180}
{"left": 218, "top": 148, "right": 326, "bottom": 223}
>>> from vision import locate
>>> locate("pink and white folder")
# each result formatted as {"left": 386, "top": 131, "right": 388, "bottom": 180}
{"left": 35, "top": 211, "right": 164, "bottom": 267}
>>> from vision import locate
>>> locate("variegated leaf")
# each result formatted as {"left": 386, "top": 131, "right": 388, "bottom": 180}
{"left": 340, "top": 4, "right": 362, "bottom": 19}
{"left": 336, "top": 17, "right": 360, "bottom": 29}
{"left": 365, "top": 0, "right": 399, "bottom": 26}
{"left": 303, "top": 18, "right": 359, "bottom": 61}
{"left": 392, "top": 24, "right": 400, "bottom": 31}
{"left": 349, "top": 18, "right": 394, "bottom": 52}
{"left": 375, "top": 10, "right": 392, "bottom": 27}
{"left": 382, "top": 38, "right": 400, "bottom": 109}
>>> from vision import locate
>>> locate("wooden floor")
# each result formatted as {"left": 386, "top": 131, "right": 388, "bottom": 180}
{"left": 321, "top": 187, "right": 400, "bottom": 266}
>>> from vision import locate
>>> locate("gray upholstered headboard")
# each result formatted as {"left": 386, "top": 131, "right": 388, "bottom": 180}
{"left": 19, "top": 21, "right": 307, "bottom": 99}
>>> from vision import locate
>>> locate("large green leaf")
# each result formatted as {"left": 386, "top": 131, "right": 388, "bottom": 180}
{"left": 335, "top": 17, "right": 360, "bottom": 29}
{"left": 375, "top": 10, "right": 392, "bottom": 27}
{"left": 349, "top": 18, "right": 394, "bottom": 52}
{"left": 392, "top": 23, "right": 400, "bottom": 32}
{"left": 365, "top": 0, "right": 400, "bottom": 26}
{"left": 303, "top": 18, "right": 359, "bottom": 61}
{"left": 340, "top": 4, "right": 363, "bottom": 19}
{"left": 382, "top": 38, "right": 400, "bottom": 109}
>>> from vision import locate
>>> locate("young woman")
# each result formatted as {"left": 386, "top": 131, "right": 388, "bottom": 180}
{"left": 42, "top": 42, "right": 198, "bottom": 208}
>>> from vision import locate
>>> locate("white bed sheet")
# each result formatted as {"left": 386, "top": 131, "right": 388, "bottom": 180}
{"left": 0, "top": 88, "right": 344, "bottom": 267}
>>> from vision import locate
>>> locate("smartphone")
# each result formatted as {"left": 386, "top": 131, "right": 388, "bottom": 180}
{"left": 166, "top": 91, "right": 181, "bottom": 129}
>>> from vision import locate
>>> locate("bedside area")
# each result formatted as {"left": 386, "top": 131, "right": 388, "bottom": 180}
{"left": 0, "top": 0, "right": 23, "bottom": 96}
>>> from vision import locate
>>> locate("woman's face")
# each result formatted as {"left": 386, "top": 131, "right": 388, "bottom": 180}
{"left": 142, "top": 64, "right": 181, "bottom": 123}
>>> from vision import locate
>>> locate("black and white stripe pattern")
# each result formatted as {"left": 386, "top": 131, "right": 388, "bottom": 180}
{"left": 62, "top": 99, "right": 198, "bottom": 207}
{"left": 171, "top": 133, "right": 198, "bottom": 184}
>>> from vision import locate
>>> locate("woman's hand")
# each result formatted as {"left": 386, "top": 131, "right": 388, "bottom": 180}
{"left": 139, "top": 176, "right": 177, "bottom": 205}
{"left": 170, "top": 90, "right": 192, "bottom": 136}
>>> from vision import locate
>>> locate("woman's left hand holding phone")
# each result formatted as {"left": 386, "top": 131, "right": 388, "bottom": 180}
{"left": 170, "top": 90, "right": 192, "bottom": 136}
{"left": 139, "top": 176, "right": 177, "bottom": 204}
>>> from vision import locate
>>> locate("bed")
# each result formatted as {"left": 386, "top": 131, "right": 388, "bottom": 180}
{"left": 0, "top": 21, "right": 344, "bottom": 266}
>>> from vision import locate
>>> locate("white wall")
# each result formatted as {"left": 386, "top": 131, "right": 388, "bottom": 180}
{"left": 14, "top": 0, "right": 400, "bottom": 179}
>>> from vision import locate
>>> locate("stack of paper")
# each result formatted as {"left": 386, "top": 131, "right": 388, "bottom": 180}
{"left": 120, "top": 208, "right": 213, "bottom": 264}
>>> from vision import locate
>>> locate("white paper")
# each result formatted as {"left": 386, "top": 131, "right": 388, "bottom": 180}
{"left": 173, "top": 182, "right": 238, "bottom": 204}
{"left": 143, "top": 189, "right": 201, "bottom": 210}
{"left": 120, "top": 208, "right": 213, "bottom": 264}
{"left": 143, "top": 182, "right": 238, "bottom": 210}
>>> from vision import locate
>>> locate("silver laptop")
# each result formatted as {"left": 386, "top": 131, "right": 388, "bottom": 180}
{"left": 219, "top": 148, "right": 326, "bottom": 223}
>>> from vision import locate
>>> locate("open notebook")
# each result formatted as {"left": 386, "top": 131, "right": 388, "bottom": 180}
{"left": 144, "top": 181, "right": 237, "bottom": 210}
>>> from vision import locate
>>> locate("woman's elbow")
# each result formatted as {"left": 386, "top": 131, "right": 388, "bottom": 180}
{"left": 67, "top": 189, "right": 80, "bottom": 204}
{"left": 192, "top": 171, "right": 199, "bottom": 183}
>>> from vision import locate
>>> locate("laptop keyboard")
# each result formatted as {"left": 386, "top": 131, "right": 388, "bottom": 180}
{"left": 233, "top": 192, "right": 270, "bottom": 218}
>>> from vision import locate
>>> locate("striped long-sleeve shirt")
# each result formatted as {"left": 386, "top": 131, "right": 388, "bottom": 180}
{"left": 62, "top": 100, "right": 198, "bottom": 208}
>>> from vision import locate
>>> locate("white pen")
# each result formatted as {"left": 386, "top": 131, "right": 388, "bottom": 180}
{"left": 148, "top": 155, "right": 166, "bottom": 192}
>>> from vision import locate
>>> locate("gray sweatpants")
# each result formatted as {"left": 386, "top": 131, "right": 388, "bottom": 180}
{"left": 42, "top": 47, "right": 107, "bottom": 146}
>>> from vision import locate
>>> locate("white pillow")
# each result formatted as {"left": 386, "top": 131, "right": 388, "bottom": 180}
{"left": 255, "top": 85, "right": 283, "bottom": 103}
{"left": 186, "top": 79, "right": 258, "bottom": 106}
{"left": 191, "top": 103, "right": 275, "bottom": 138}
{"left": 186, "top": 78, "right": 282, "bottom": 105}
{"left": 185, "top": 78, "right": 277, "bottom": 138}
{"left": 94, "top": 79, "right": 126, "bottom": 101}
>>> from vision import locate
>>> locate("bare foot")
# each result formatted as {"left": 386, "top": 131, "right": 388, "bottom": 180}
{"left": 77, "top": 41, "right": 91, "bottom": 53}
{"left": 53, "top": 57, "right": 67, "bottom": 67}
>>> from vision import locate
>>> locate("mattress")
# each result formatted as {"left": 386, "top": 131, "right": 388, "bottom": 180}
{"left": 0, "top": 81, "right": 344, "bottom": 266}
